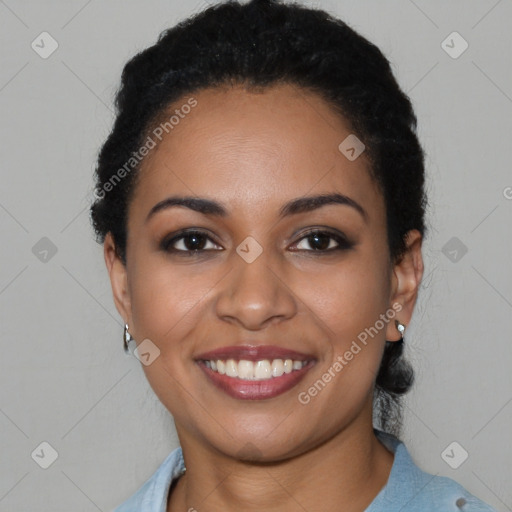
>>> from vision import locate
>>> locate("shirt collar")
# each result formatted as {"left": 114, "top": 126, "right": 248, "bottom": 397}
{"left": 367, "top": 428, "right": 439, "bottom": 511}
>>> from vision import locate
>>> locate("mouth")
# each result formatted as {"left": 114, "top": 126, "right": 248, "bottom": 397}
{"left": 195, "top": 345, "right": 316, "bottom": 400}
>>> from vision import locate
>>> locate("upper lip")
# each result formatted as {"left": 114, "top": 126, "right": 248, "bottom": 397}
{"left": 195, "top": 345, "right": 315, "bottom": 362}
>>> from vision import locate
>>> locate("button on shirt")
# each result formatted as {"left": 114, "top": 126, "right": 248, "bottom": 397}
{"left": 112, "top": 429, "right": 498, "bottom": 512}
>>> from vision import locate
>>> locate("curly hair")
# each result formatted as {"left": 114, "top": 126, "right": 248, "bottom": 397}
{"left": 90, "top": 0, "right": 426, "bottom": 438}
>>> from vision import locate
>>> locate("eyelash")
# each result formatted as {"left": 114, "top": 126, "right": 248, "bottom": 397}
{"left": 160, "top": 228, "right": 354, "bottom": 257}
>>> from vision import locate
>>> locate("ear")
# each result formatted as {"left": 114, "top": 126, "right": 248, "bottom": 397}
{"left": 103, "top": 232, "right": 132, "bottom": 325}
{"left": 385, "top": 229, "right": 424, "bottom": 342}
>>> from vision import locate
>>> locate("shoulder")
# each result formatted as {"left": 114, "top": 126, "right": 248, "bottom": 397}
{"left": 367, "top": 430, "right": 498, "bottom": 512}
{"left": 110, "top": 446, "right": 185, "bottom": 512}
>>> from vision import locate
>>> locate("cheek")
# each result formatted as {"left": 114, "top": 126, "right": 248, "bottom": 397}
{"left": 299, "top": 248, "right": 392, "bottom": 397}
{"left": 292, "top": 255, "right": 391, "bottom": 422}
{"left": 301, "top": 253, "right": 391, "bottom": 344}
{"left": 128, "top": 257, "right": 215, "bottom": 345}
{"left": 126, "top": 258, "right": 216, "bottom": 425}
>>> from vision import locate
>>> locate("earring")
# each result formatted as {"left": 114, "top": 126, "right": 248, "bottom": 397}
{"left": 394, "top": 320, "right": 406, "bottom": 342}
{"left": 123, "top": 323, "right": 134, "bottom": 354}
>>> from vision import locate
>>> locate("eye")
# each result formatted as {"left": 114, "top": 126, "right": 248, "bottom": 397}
{"left": 291, "top": 229, "right": 353, "bottom": 253}
{"left": 160, "top": 228, "right": 353, "bottom": 257}
{"left": 160, "top": 230, "right": 222, "bottom": 255}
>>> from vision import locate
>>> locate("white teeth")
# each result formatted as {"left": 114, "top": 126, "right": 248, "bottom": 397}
{"left": 225, "top": 359, "right": 238, "bottom": 377}
{"left": 254, "top": 360, "right": 272, "bottom": 379}
{"left": 205, "top": 358, "right": 308, "bottom": 380}
{"left": 238, "top": 360, "right": 254, "bottom": 379}
{"left": 272, "top": 359, "right": 284, "bottom": 377}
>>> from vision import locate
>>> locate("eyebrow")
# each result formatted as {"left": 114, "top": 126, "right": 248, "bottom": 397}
{"left": 145, "top": 192, "right": 367, "bottom": 223}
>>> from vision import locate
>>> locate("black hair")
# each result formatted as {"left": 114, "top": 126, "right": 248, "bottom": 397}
{"left": 90, "top": 0, "right": 426, "bottom": 438}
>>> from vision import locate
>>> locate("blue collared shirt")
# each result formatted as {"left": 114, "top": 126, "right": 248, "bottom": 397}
{"left": 112, "top": 429, "right": 498, "bottom": 512}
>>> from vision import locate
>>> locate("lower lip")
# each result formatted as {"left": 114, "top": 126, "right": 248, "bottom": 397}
{"left": 197, "top": 361, "right": 315, "bottom": 400}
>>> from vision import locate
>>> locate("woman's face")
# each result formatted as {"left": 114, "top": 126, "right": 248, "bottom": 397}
{"left": 105, "top": 83, "right": 422, "bottom": 460}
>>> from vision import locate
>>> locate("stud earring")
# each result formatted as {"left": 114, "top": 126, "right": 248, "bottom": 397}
{"left": 395, "top": 320, "right": 406, "bottom": 342}
{"left": 123, "top": 323, "right": 134, "bottom": 354}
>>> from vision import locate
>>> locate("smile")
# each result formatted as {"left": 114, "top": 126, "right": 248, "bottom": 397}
{"left": 203, "top": 358, "right": 309, "bottom": 380}
{"left": 195, "top": 345, "right": 316, "bottom": 400}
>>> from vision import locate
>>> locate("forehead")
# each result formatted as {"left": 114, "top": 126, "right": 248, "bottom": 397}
{"left": 129, "top": 83, "right": 383, "bottom": 223}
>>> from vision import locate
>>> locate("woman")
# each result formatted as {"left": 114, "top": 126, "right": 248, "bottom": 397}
{"left": 90, "top": 0, "right": 498, "bottom": 510}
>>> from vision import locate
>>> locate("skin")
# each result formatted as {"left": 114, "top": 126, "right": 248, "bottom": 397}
{"left": 104, "top": 83, "right": 424, "bottom": 512}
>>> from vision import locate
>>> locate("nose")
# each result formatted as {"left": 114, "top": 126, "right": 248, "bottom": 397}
{"left": 215, "top": 245, "right": 297, "bottom": 330}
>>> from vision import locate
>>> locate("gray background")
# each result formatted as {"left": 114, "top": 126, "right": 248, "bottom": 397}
{"left": 1, "top": 0, "right": 511, "bottom": 511}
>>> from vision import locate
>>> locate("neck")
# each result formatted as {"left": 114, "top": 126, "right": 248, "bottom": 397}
{"left": 168, "top": 412, "right": 394, "bottom": 512}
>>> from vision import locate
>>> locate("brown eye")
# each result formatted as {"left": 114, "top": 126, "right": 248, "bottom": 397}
{"left": 161, "top": 230, "right": 222, "bottom": 255}
{"left": 291, "top": 229, "right": 353, "bottom": 253}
